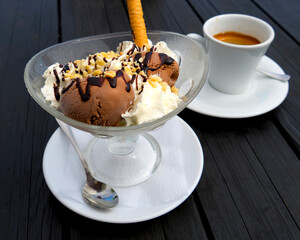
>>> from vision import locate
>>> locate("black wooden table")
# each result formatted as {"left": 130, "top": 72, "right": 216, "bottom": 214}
{"left": 1, "top": 0, "right": 299, "bottom": 239}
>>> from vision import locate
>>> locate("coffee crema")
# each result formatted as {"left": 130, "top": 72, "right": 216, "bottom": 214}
{"left": 213, "top": 31, "right": 261, "bottom": 45}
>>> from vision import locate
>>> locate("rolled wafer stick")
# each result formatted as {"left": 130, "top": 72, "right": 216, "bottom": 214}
{"left": 127, "top": 0, "right": 148, "bottom": 47}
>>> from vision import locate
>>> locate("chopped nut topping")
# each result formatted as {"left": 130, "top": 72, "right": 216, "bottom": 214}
{"left": 82, "top": 71, "right": 89, "bottom": 78}
{"left": 64, "top": 73, "right": 82, "bottom": 79}
{"left": 92, "top": 69, "right": 102, "bottom": 76}
{"left": 104, "top": 71, "right": 116, "bottom": 78}
{"left": 171, "top": 86, "right": 179, "bottom": 95}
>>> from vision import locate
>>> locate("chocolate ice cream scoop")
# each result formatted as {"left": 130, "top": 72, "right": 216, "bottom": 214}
{"left": 134, "top": 51, "right": 179, "bottom": 87}
{"left": 60, "top": 70, "right": 134, "bottom": 126}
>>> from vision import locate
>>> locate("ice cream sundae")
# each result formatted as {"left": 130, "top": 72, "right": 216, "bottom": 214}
{"left": 41, "top": 0, "right": 181, "bottom": 126}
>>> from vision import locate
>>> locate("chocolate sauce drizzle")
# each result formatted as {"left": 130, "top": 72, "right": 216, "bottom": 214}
{"left": 54, "top": 84, "right": 60, "bottom": 101}
{"left": 53, "top": 48, "right": 175, "bottom": 103}
{"left": 53, "top": 69, "right": 60, "bottom": 85}
{"left": 93, "top": 55, "right": 97, "bottom": 63}
{"left": 61, "top": 64, "right": 70, "bottom": 73}
{"left": 134, "top": 51, "right": 174, "bottom": 74}
{"left": 130, "top": 74, "right": 136, "bottom": 84}
{"left": 62, "top": 70, "right": 131, "bottom": 102}
{"left": 127, "top": 44, "right": 139, "bottom": 55}
{"left": 130, "top": 74, "right": 139, "bottom": 91}
{"left": 53, "top": 69, "right": 61, "bottom": 101}
{"left": 62, "top": 80, "right": 75, "bottom": 94}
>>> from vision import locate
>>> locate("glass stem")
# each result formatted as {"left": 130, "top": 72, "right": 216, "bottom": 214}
{"left": 107, "top": 135, "right": 139, "bottom": 155}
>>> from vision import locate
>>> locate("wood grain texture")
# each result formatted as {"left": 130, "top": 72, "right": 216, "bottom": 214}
{"left": 181, "top": 110, "right": 300, "bottom": 239}
{"left": 253, "top": 0, "right": 300, "bottom": 43}
{"left": 60, "top": 0, "right": 130, "bottom": 41}
{"left": 0, "top": 0, "right": 59, "bottom": 239}
{"left": 139, "top": 0, "right": 183, "bottom": 33}
{"left": 160, "top": 197, "right": 208, "bottom": 240}
{"left": 188, "top": 0, "right": 300, "bottom": 207}
{"left": 0, "top": 0, "right": 299, "bottom": 239}
{"left": 193, "top": 128, "right": 252, "bottom": 240}
{"left": 64, "top": 208, "right": 165, "bottom": 240}
{"left": 245, "top": 117, "right": 300, "bottom": 227}
{"left": 162, "top": 0, "right": 204, "bottom": 34}
{"left": 189, "top": 0, "right": 300, "bottom": 153}
{"left": 202, "top": 122, "right": 299, "bottom": 239}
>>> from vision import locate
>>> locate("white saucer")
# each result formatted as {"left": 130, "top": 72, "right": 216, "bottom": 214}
{"left": 187, "top": 56, "right": 289, "bottom": 118}
{"left": 42, "top": 116, "right": 203, "bottom": 223}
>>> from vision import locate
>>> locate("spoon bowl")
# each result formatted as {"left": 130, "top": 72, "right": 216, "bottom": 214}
{"left": 82, "top": 182, "right": 118, "bottom": 209}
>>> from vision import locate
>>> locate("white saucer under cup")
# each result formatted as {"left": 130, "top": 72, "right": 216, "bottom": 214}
{"left": 42, "top": 116, "right": 204, "bottom": 223}
{"left": 187, "top": 56, "right": 289, "bottom": 118}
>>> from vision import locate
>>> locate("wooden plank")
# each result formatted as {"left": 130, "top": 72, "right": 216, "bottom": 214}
{"left": 160, "top": 197, "right": 208, "bottom": 239}
{"left": 0, "top": 0, "right": 61, "bottom": 238}
{"left": 179, "top": 112, "right": 253, "bottom": 240}
{"left": 253, "top": 0, "right": 300, "bottom": 43}
{"left": 189, "top": 123, "right": 252, "bottom": 240}
{"left": 194, "top": 0, "right": 300, "bottom": 152}
{"left": 1, "top": 0, "right": 298, "bottom": 239}
{"left": 62, "top": 198, "right": 208, "bottom": 239}
{"left": 139, "top": 0, "right": 182, "bottom": 33}
{"left": 60, "top": 0, "right": 130, "bottom": 41}
{"left": 143, "top": 2, "right": 251, "bottom": 236}
{"left": 0, "top": 0, "right": 18, "bottom": 75}
{"left": 180, "top": 111, "right": 300, "bottom": 239}
{"left": 188, "top": 0, "right": 300, "bottom": 70}
{"left": 60, "top": 0, "right": 110, "bottom": 40}
{"left": 202, "top": 127, "right": 300, "bottom": 239}
{"left": 244, "top": 116, "right": 300, "bottom": 227}
{"left": 26, "top": 110, "right": 62, "bottom": 240}
{"left": 159, "top": 1, "right": 272, "bottom": 238}
{"left": 53, "top": 197, "right": 169, "bottom": 240}
{"left": 188, "top": 0, "right": 300, "bottom": 168}
{"left": 161, "top": 0, "right": 204, "bottom": 34}
{"left": 56, "top": 206, "right": 165, "bottom": 240}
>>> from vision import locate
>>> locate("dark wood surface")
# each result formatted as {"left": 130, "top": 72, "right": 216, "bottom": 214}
{"left": 0, "top": 0, "right": 299, "bottom": 239}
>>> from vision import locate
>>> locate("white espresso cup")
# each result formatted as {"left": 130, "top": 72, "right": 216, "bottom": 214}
{"left": 189, "top": 14, "right": 275, "bottom": 94}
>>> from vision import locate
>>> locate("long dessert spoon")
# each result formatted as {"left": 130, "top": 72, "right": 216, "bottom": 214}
{"left": 56, "top": 119, "right": 119, "bottom": 209}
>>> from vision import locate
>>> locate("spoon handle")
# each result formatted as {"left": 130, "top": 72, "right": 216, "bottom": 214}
{"left": 56, "top": 119, "right": 91, "bottom": 177}
{"left": 256, "top": 67, "right": 290, "bottom": 81}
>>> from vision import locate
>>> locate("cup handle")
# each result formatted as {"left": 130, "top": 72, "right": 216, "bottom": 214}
{"left": 187, "top": 33, "right": 207, "bottom": 52}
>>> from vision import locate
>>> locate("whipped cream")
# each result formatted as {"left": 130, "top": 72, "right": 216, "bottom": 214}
{"left": 122, "top": 75, "right": 181, "bottom": 125}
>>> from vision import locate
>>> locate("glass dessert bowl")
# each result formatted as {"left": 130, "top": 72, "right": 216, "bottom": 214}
{"left": 24, "top": 31, "right": 208, "bottom": 187}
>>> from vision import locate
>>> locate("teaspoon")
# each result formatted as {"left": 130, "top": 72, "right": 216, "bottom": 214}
{"left": 256, "top": 67, "right": 290, "bottom": 81}
{"left": 56, "top": 119, "right": 119, "bottom": 209}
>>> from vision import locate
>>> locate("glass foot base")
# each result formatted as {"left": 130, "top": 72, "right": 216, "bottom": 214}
{"left": 86, "top": 133, "right": 161, "bottom": 187}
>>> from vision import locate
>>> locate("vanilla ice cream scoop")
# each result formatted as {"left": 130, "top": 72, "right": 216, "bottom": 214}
{"left": 122, "top": 75, "right": 181, "bottom": 125}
